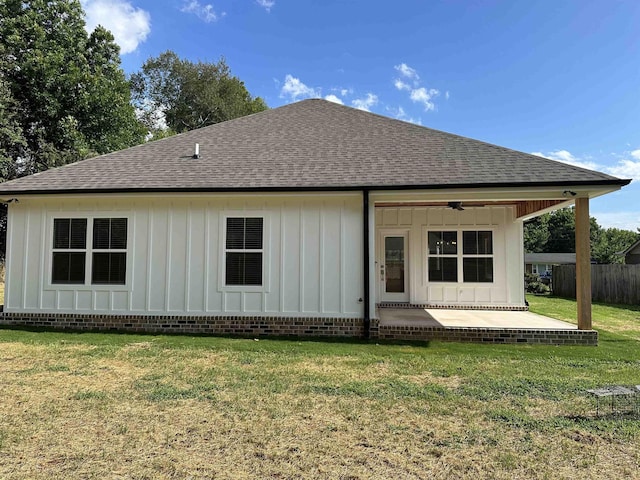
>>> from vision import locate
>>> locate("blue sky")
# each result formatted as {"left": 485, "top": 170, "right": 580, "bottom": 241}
{"left": 81, "top": 0, "right": 640, "bottom": 231}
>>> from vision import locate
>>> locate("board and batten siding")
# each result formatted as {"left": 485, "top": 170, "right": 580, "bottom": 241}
{"left": 5, "top": 194, "right": 364, "bottom": 317}
{"left": 374, "top": 206, "right": 525, "bottom": 307}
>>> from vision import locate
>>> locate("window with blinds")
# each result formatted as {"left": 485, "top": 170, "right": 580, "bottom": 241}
{"left": 92, "top": 218, "right": 127, "bottom": 285}
{"left": 225, "top": 217, "right": 263, "bottom": 286}
{"left": 52, "top": 218, "right": 87, "bottom": 284}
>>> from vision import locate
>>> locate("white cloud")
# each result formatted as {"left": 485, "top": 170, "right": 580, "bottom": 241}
{"left": 445, "top": 91, "right": 450, "bottom": 100}
{"left": 324, "top": 94, "right": 343, "bottom": 105}
{"left": 410, "top": 87, "right": 440, "bottom": 111}
{"left": 394, "top": 79, "right": 411, "bottom": 91}
{"left": 545, "top": 149, "right": 574, "bottom": 162}
{"left": 181, "top": 0, "right": 223, "bottom": 23}
{"left": 531, "top": 149, "right": 640, "bottom": 182}
{"left": 256, "top": 0, "right": 275, "bottom": 12}
{"left": 606, "top": 159, "right": 640, "bottom": 181}
{"left": 531, "top": 150, "right": 600, "bottom": 171}
{"left": 280, "top": 74, "right": 320, "bottom": 101}
{"left": 352, "top": 93, "right": 378, "bottom": 112}
{"left": 393, "top": 64, "right": 443, "bottom": 113}
{"left": 81, "top": 0, "right": 150, "bottom": 54}
{"left": 591, "top": 211, "right": 640, "bottom": 231}
{"left": 389, "top": 106, "right": 421, "bottom": 125}
{"left": 340, "top": 88, "right": 351, "bottom": 97}
{"left": 394, "top": 63, "right": 419, "bottom": 81}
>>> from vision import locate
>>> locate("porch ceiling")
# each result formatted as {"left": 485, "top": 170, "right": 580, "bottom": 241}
{"left": 375, "top": 199, "right": 565, "bottom": 216}
{"left": 378, "top": 308, "right": 577, "bottom": 330}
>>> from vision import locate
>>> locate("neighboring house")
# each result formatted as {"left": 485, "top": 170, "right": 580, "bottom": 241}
{"left": 618, "top": 239, "right": 640, "bottom": 265}
{"left": 0, "top": 99, "right": 630, "bottom": 336}
{"left": 525, "top": 253, "right": 576, "bottom": 276}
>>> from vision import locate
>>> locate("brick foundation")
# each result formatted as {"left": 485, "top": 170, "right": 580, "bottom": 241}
{"left": 378, "top": 323, "right": 598, "bottom": 345}
{"left": 0, "top": 312, "right": 365, "bottom": 338}
{"left": 0, "top": 313, "right": 597, "bottom": 345}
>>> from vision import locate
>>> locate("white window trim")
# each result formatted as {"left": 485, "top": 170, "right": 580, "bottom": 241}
{"left": 45, "top": 213, "right": 132, "bottom": 291}
{"left": 425, "top": 228, "right": 495, "bottom": 284}
{"left": 218, "top": 212, "right": 270, "bottom": 293}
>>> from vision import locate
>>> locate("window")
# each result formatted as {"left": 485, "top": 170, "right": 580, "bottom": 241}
{"left": 92, "top": 218, "right": 127, "bottom": 284}
{"left": 225, "top": 217, "right": 263, "bottom": 286}
{"left": 427, "top": 231, "right": 458, "bottom": 282}
{"left": 52, "top": 219, "right": 87, "bottom": 284}
{"left": 427, "top": 230, "right": 494, "bottom": 283}
{"left": 51, "top": 217, "right": 127, "bottom": 286}
{"left": 462, "top": 231, "right": 493, "bottom": 283}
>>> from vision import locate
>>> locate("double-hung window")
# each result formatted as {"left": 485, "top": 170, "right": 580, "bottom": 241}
{"left": 225, "top": 217, "right": 263, "bottom": 286}
{"left": 427, "top": 231, "right": 458, "bottom": 282}
{"left": 427, "top": 230, "right": 494, "bottom": 283}
{"left": 462, "top": 231, "right": 493, "bottom": 282}
{"left": 92, "top": 218, "right": 127, "bottom": 284}
{"left": 51, "top": 217, "right": 127, "bottom": 285}
{"left": 52, "top": 219, "right": 87, "bottom": 284}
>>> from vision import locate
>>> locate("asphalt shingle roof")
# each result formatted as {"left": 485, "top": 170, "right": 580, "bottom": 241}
{"left": 525, "top": 253, "right": 577, "bottom": 265}
{"left": 0, "top": 99, "right": 629, "bottom": 194}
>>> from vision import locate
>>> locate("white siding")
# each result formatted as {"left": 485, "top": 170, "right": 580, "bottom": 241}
{"left": 5, "top": 194, "right": 364, "bottom": 317}
{"left": 375, "top": 206, "right": 525, "bottom": 307}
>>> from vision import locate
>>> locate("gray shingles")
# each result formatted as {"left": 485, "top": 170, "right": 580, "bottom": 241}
{"left": 0, "top": 99, "right": 628, "bottom": 194}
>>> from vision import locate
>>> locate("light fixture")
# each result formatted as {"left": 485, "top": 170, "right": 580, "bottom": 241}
{"left": 562, "top": 190, "right": 577, "bottom": 197}
{"left": 448, "top": 201, "right": 464, "bottom": 211}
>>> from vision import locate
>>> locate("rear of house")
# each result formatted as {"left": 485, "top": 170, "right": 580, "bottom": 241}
{"left": 0, "top": 100, "right": 629, "bottom": 338}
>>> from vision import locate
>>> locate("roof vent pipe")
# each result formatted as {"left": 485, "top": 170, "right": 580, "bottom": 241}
{"left": 193, "top": 143, "right": 200, "bottom": 159}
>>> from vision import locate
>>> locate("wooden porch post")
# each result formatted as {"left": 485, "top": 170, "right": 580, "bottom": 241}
{"left": 575, "top": 197, "right": 592, "bottom": 330}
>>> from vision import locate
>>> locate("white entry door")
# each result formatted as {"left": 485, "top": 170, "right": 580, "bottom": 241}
{"left": 379, "top": 232, "right": 409, "bottom": 303}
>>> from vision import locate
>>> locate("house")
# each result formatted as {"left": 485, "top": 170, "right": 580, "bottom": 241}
{"left": 0, "top": 99, "right": 630, "bottom": 339}
{"left": 618, "top": 239, "right": 640, "bottom": 265}
{"left": 525, "top": 253, "right": 576, "bottom": 276}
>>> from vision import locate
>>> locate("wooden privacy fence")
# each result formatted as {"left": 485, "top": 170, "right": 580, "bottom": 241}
{"left": 553, "top": 264, "right": 640, "bottom": 306}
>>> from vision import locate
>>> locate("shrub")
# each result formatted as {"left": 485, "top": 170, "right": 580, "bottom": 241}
{"left": 525, "top": 272, "right": 550, "bottom": 294}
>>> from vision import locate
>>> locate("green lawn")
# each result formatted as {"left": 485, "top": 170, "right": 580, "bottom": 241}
{"left": 0, "top": 296, "right": 639, "bottom": 478}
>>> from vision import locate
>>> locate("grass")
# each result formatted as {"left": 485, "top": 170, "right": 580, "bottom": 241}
{"left": 0, "top": 296, "right": 638, "bottom": 478}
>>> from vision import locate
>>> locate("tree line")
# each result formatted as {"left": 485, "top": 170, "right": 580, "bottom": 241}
{"left": 524, "top": 208, "right": 639, "bottom": 264}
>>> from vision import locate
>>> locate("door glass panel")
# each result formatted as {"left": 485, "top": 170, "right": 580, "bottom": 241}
{"left": 385, "top": 236, "right": 404, "bottom": 293}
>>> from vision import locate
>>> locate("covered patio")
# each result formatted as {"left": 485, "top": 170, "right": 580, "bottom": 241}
{"left": 373, "top": 307, "right": 597, "bottom": 345}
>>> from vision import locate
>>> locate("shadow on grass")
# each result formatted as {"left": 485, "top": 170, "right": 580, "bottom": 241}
{"left": 487, "top": 409, "right": 640, "bottom": 440}
{"left": 0, "top": 324, "right": 432, "bottom": 349}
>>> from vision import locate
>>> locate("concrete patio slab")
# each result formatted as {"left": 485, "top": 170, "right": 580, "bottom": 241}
{"left": 378, "top": 308, "right": 577, "bottom": 330}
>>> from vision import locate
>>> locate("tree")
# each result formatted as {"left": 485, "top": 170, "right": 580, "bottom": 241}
{"left": 523, "top": 214, "right": 549, "bottom": 253}
{"left": 544, "top": 208, "right": 576, "bottom": 252}
{"left": 591, "top": 228, "right": 639, "bottom": 264}
{"left": 0, "top": 0, "right": 145, "bottom": 179}
{"left": 524, "top": 207, "right": 639, "bottom": 263}
{"left": 0, "top": 76, "right": 27, "bottom": 182}
{"left": 131, "top": 51, "right": 268, "bottom": 136}
{"left": 0, "top": 0, "right": 146, "bottom": 261}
